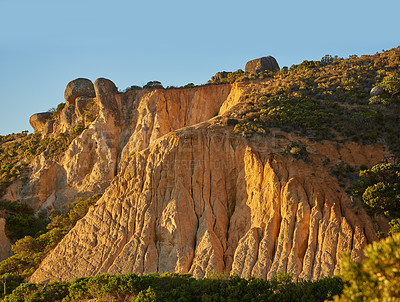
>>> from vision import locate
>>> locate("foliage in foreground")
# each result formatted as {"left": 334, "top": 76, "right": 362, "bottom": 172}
{"left": 4, "top": 232, "right": 400, "bottom": 301}
{"left": 334, "top": 232, "right": 400, "bottom": 301}
{"left": 2, "top": 272, "right": 343, "bottom": 302}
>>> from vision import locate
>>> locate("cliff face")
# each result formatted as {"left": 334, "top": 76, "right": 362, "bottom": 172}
{"left": 10, "top": 80, "right": 237, "bottom": 212}
{"left": 29, "top": 123, "right": 385, "bottom": 282}
{"left": 7, "top": 77, "right": 388, "bottom": 282}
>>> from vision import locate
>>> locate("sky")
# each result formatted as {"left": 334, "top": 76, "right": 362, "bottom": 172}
{"left": 0, "top": 0, "right": 399, "bottom": 135}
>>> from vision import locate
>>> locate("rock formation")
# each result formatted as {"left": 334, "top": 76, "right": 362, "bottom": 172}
{"left": 29, "top": 112, "right": 53, "bottom": 133}
{"left": 64, "top": 78, "right": 95, "bottom": 106}
{"left": 245, "top": 56, "right": 280, "bottom": 74}
{"left": 18, "top": 81, "right": 236, "bottom": 213}
{"left": 22, "top": 77, "right": 388, "bottom": 283}
{"left": 29, "top": 120, "right": 385, "bottom": 282}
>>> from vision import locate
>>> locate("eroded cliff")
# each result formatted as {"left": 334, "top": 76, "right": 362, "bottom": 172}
{"left": 2, "top": 71, "right": 391, "bottom": 283}
{"left": 29, "top": 107, "right": 387, "bottom": 282}
{"left": 10, "top": 80, "right": 239, "bottom": 213}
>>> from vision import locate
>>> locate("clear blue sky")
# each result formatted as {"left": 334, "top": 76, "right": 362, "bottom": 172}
{"left": 1, "top": 0, "right": 399, "bottom": 135}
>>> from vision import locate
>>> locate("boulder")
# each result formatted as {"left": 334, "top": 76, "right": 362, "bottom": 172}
{"left": 29, "top": 112, "right": 53, "bottom": 133}
{"left": 245, "top": 56, "right": 280, "bottom": 74}
{"left": 64, "top": 78, "right": 95, "bottom": 106}
{"left": 370, "top": 86, "right": 383, "bottom": 97}
{"left": 94, "top": 78, "right": 118, "bottom": 113}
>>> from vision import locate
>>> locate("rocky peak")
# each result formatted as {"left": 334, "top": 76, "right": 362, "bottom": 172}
{"left": 64, "top": 78, "right": 95, "bottom": 106}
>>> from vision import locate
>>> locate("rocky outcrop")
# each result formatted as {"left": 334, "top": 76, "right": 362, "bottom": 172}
{"left": 64, "top": 78, "right": 95, "bottom": 106}
{"left": 29, "top": 112, "right": 53, "bottom": 133}
{"left": 30, "top": 119, "right": 386, "bottom": 282}
{"left": 21, "top": 75, "right": 389, "bottom": 284}
{"left": 21, "top": 81, "right": 236, "bottom": 212}
{"left": 245, "top": 56, "right": 280, "bottom": 74}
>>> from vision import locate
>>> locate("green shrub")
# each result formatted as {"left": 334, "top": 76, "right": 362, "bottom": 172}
{"left": 0, "top": 273, "right": 25, "bottom": 296}
{"left": 362, "top": 182, "right": 400, "bottom": 211}
{"left": 143, "top": 81, "right": 163, "bottom": 89}
{"left": 70, "top": 125, "right": 85, "bottom": 136}
{"left": 124, "top": 85, "right": 142, "bottom": 92}
{"left": 1, "top": 202, "right": 48, "bottom": 242}
{"left": 334, "top": 233, "right": 400, "bottom": 301}
{"left": 3, "top": 281, "right": 69, "bottom": 302}
{"left": 389, "top": 218, "right": 400, "bottom": 235}
{"left": 49, "top": 102, "right": 65, "bottom": 118}
{"left": 350, "top": 163, "right": 400, "bottom": 217}
{"left": 280, "top": 141, "right": 310, "bottom": 161}
{"left": 133, "top": 287, "right": 157, "bottom": 302}
{"left": 1, "top": 272, "right": 344, "bottom": 302}
{"left": 321, "top": 54, "right": 334, "bottom": 65}
{"left": 380, "top": 73, "right": 400, "bottom": 96}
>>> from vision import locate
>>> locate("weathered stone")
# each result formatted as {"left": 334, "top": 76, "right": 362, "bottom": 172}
{"left": 21, "top": 77, "right": 388, "bottom": 284}
{"left": 245, "top": 56, "right": 280, "bottom": 74}
{"left": 75, "top": 97, "right": 93, "bottom": 117}
{"left": 94, "top": 78, "right": 118, "bottom": 114}
{"left": 43, "top": 119, "right": 54, "bottom": 135}
{"left": 370, "top": 85, "right": 383, "bottom": 97}
{"left": 30, "top": 124, "right": 385, "bottom": 283}
{"left": 64, "top": 78, "right": 95, "bottom": 106}
{"left": 60, "top": 105, "right": 75, "bottom": 129}
{"left": 29, "top": 112, "right": 53, "bottom": 133}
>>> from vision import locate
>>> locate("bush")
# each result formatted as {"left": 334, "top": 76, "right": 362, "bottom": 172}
{"left": 143, "top": 81, "right": 163, "bottom": 89}
{"left": 2, "top": 202, "right": 48, "bottom": 242}
{"left": 334, "top": 233, "right": 400, "bottom": 301}
{"left": 0, "top": 273, "right": 25, "bottom": 296}
{"left": 379, "top": 73, "right": 400, "bottom": 96}
{"left": 2, "top": 272, "right": 344, "bottom": 302}
{"left": 70, "top": 125, "right": 85, "bottom": 136}
{"left": 280, "top": 141, "right": 310, "bottom": 161}
{"left": 362, "top": 182, "right": 400, "bottom": 211}
{"left": 350, "top": 163, "right": 400, "bottom": 217}
{"left": 389, "top": 218, "right": 400, "bottom": 235}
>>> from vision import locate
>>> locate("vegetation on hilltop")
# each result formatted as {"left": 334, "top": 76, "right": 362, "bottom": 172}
{"left": 229, "top": 47, "right": 400, "bottom": 157}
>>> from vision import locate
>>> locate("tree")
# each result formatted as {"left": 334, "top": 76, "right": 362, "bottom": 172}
{"left": 334, "top": 233, "right": 400, "bottom": 301}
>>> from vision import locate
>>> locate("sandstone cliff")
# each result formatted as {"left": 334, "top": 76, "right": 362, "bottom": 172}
{"left": 29, "top": 120, "right": 386, "bottom": 282}
{"left": 1, "top": 69, "right": 390, "bottom": 283}
{"left": 21, "top": 77, "right": 388, "bottom": 282}
{"left": 11, "top": 80, "right": 238, "bottom": 213}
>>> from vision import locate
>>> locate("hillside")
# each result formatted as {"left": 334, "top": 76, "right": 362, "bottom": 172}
{"left": 1, "top": 47, "right": 400, "bottom": 284}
